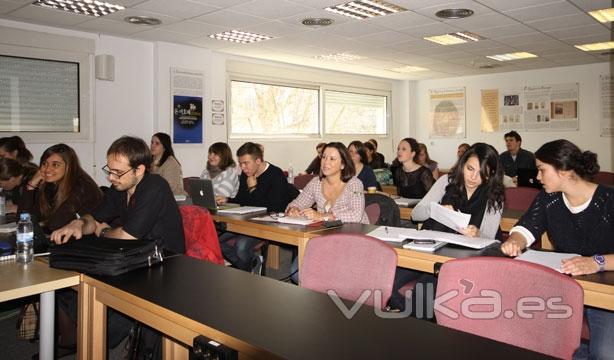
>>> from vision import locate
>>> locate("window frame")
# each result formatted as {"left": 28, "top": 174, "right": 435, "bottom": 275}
{"left": 227, "top": 76, "right": 391, "bottom": 140}
{"left": 0, "top": 42, "right": 92, "bottom": 143}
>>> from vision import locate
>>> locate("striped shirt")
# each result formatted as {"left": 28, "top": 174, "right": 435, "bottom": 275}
{"left": 200, "top": 165, "right": 239, "bottom": 198}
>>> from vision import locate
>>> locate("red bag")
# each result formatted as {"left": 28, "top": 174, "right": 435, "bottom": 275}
{"left": 179, "top": 206, "right": 224, "bottom": 265}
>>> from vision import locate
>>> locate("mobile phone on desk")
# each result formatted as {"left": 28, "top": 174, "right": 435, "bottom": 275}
{"left": 413, "top": 239, "right": 436, "bottom": 245}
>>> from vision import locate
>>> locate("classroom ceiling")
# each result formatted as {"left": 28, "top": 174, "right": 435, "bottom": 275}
{"left": 0, "top": 0, "right": 612, "bottom": 80}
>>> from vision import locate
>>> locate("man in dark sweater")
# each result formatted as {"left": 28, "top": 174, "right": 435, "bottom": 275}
{"left": 499, "top": 130, "right": 536, "bottom": 179}
{"left": 218, "top": 142, "right": 298, "bottom": 271}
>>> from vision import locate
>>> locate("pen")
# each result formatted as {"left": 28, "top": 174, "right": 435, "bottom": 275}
{"left": 385, "top": 226, "right": 388, "bottom": 234}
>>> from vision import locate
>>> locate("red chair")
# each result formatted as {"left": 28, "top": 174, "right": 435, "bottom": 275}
{"left": 365, "top": 203, "right": 380, "bottom": 225}
{"left": 504, "top": 187, "right": 540, "bottom": 211}
{"left": 435, "top": 257, "right": 584, "bottom": 359}
{"left": 300, "top": 234, "right": 397, "bottom": 309}
{"left": 293, "top": 173, "right": 317, "bottom": 190}
{"left": 179, "top": 205, "right": 224, "bottom": 265}
{"left": 594, "top": 171, "right": 614, "bottom": 186}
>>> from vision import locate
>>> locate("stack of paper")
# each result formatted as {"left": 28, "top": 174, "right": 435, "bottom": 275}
{"left": 516, "top": 250, "right": 578, "bottom": 273}
{"left": 429, "top": 202, "right": 470, "bottom": 231}
{"left": 366, "top": 226, "right": 498, "bottom": 249}
{"left": 217, "top": 206, "right": 267, "bottom": 215}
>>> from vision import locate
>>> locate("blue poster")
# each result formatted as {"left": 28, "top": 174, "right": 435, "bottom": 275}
{"left": 173, "top": 95, "right": 202, "bottom": 143}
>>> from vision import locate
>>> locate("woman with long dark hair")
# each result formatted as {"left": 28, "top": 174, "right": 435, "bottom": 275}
{"left": 412, "top": 142, "right": 505, "bottom": 239}
{"left": 19, "top": 144, "right": 102, "bottom": 231}
{"left": 501, "top": 139, "right": 613, "bottom": 358}
{"left": 0, "top": 136, "right": 33, "bottom": 164}
{"left": 0, "top": 158, "right": 38, "bottom": 212}
{"left": 200, "top": 142, "right": 239, "bottom": 201}
{"left": 150, "top": 132, "right": 186, "bottom": 196}
{"left": 286, "top": 142, "right": 368, "bottom": 224}
{"left": 390, "top": 137, "right": 434, "bottom": 199}
{"left": 348, "top": 140, "right": 379, "bottom": 191}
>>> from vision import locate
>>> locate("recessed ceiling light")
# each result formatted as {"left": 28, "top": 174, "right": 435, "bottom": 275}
{"left": 32, "top": 0, "right": 125, "bottom": 17}
{"left": 389, "top": 65, "right": 429, "bottom": 73}
{"left": 325, "top": 0, "right": 406, "bottom": 20}
{"left": 125, "top": 16, "right": 161, "bottom": 26}
{"left": 424, "top": 31, "right": 484, "bottom": 45}
{"left": 575, "top": 41, "right": 614, "bottom": 51}
{"left": 588, "top": 8, "right": 614, "bottom": 22}
{"left": 314, "top": 52, "right": 363, "bottom": 62}
{"left": 208, "top": 30, "right": 273, "bottom": 44}
{"left": 301, "top": 18, "right": 334, "bottom": 26}
{"left": 486, "top": 52, "right": 537, "bottom": 61}
{"left": 435, "top": 8, "right": 474, "bottom": 19}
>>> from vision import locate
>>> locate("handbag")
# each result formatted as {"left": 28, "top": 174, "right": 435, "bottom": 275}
{"left": 49, "top": 235, "right": 163, "bottom": 276}
{"left": 16, "top": 301, "right": 39, "bottom": 341}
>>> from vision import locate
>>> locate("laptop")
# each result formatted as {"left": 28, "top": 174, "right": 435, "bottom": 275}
{"left": 187, "top": 178, "right": 240, "bottom": 212}
{"left": 516, "top": 168, "right": 543, "bottom": 189}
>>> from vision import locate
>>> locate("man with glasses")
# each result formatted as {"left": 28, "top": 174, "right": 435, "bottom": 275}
{"left": 50, "top": 135, "right": 185, "bottom": 254}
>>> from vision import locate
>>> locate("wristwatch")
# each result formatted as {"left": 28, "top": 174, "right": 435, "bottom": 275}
{"left": 593, "top": 254, "right": 606, "bottom": 272}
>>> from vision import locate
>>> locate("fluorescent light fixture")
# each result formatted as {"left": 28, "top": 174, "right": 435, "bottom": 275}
{"left": 424, "top": 31, "right": 484, "bottom": 45}
{"left": 32, "top": 0, "right": 125, "bottom": 17}
{"left": 325, "top": 0, "right": 406, "bottom": 20}
{"left": 389, "top": 65, "right": 429, "bottom": 73}
{"left": 575, "top": 41, "right": 614, "bottom": 51}
{"left": 589, "top": 8, "right": 614, "bottom": 22}
{"left": 314, "top": 52, "right": 363, "bottom": 62}
{"left": 486, "top": 52, "right": 537, "bottom": 61}
{"left": 208, "top": 30, "right": 273, "bottom": 44}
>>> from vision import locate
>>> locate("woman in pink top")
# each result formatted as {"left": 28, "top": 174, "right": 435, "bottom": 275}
{"left": 286, "top": 142, "right": 368, "bottom": 224}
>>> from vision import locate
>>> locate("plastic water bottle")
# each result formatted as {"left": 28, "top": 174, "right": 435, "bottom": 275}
{"left": 0, "top": 187, "right": 5, "bottom": 217}
{"left": 287, "top": 163, "right": 294, "bottom": 183}
{"left": 16, "top": 213, "right": 34, "bottom": 264}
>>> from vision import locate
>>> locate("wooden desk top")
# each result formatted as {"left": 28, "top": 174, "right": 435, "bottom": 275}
{"left": 0, "top": 259, "right": 80, "bottom": 302}
{"left": 84, "top": 256, "right": 549, "bottom": 360}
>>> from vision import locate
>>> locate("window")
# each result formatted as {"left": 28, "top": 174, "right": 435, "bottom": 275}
{"left": 324, "top": 90, "right": 387, "bottom": 135}
{"left": 0, "top": 55, "right": 80, "bottom": 132}
{"left": 230, "top": 80, "right": 319, "bottom": 137}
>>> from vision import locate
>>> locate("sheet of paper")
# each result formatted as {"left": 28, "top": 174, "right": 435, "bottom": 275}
{"left": 277, "top": 217, "right": 318, "bottom": 225}
{"left": 251, "top": 215, "right": 277, "bottom": 222}
{"left": 429, "top": 202, "right": 471, "bottom": 231}
{"left": 217, "top": 206, "right": 267, "bottom": 215}
{"left": 366, "top": 226, "right": 411, "bottom": 242}
{"left": 394, "top": 197, "right": 421, "bottom": 207}
{"left": 368, "top": 226, "right": 498, "bottom": 249}
{"left": 516, "top": 249, "right": 579, "bottom": 273}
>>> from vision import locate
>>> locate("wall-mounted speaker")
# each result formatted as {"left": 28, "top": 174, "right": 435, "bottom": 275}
{"left": 95, "top": 54, "right": 114, "bottom": 81}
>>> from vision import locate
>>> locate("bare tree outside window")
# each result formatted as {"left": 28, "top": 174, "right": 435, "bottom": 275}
{"left": 230, "top": 81, "right": 318, "bottom": 136}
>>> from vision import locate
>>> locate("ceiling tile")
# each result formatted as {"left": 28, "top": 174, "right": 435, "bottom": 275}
{"left": 103, "top": 8, "right": 182, "bottom": 26}
{"left": 241, "top": 20, "right": 307, "bottom": 37}
{"left": 354, "top": 30, "right": 416, "bottom": 46}
{"left": 476, "top": 0, "right": 560, "bottom": 12}
{"left": 76, "top": 18, "right": 152, "bottom": 35}
{"left": 561, "top": 33, "right": 614, "bottom": 46}
{"left": 192, "top": 9, "right": 269, "bottom": 28}
{"left": 364, "top": 10, "right": 437, "bottom": 31}
{"left": 526, "top": 13, "right": 596, "bottom": 32}
{"left": 158, "top": 20, "right": 227, "bottom": 36}
{"left": 479, "top": 23, "right": 536, "bottom": 39}
{"left": 545, "top": 24, "right": 611, "bottom": 40}
{"left": 132, "top": 28, "right": 202, "bottom": 43}
{"left": 496, "top": 31, "right": 554, "bottom": 46}
{"left": 285, "top": 0, "right": 340, "bottom": 10}
{"left": 134, "top": 0, "right": 219, "bottom": 19}
{"left": 502, "top": 1, "right": 582, "bottom": 22}
{"left": 7, "top": 5, "right": 91, "bottom": 26}
{"left": 229, "top": 0, "right": 313, "bottom": 20}
{"left": 398, "top": 21, "right": 464, "bottom": 37}
{"left": 567, "top": 0, "right": 614, "bottom": 12}
{"left": 279, "top": 9, "right": 354, "bottom": 27}
{"left": 186, "top": 0, "right": 252, "bottom": 8}
{"left": 0, "top": 0, "right": 25, "bottom": 15}
{"left": 320, "top": 21, "right": 385, "bottom": 38}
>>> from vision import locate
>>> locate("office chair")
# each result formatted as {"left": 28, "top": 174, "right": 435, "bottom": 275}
{"left": 300, "top": 234, "right": 397, "bottom": 308}
{"left": 435, "top": 257, "right": 584, "bottom": 359}
{"left": 293, "top": 173, "right": 317, "bottom": 190}
{"left": 182, "top": 176, "right": 200, "bottom": 195}
{"left": 365, "top": 203, "right": 380, "bottom": 225}
{"left": 504, "top": 187, "right": 540, "bottom": 211}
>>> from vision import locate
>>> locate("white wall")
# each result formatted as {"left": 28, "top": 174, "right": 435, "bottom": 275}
{"left": 411, "top": 63, "right": 613, "bottom": 171}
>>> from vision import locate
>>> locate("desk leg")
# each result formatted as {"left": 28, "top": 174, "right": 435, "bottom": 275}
{"left": 162, "top": 336, "right": 189, "bottom": 359}
{"left": 297, "top": 238, "right": 307, "bottom": 272}
{"left": 39, "top": 291, "right": 54, "bottom": 360}
{"left": 79, "top": 281, "right": 107, "bottom": 360}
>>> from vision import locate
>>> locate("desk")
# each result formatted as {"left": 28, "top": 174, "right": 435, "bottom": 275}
{"left": 79, "top": 256, "right": 549, "bottom": 360}
{"left": 0, "top": 259, "right": 80, "bottom": 360}
{"left": 211, "top": 213, "right": 326, "bottom": 269}
{"left": 322, "top": 223, "right": 614, "bottom": 312}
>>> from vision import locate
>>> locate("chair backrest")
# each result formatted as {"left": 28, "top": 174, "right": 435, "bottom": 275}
{"left": 504, "top": 186, "right": 540, "bottom": 211}
{"left": 593, "top": 171, "right": 614, "bottom": 186}
{"left": 179, "top": 205, "right": 224, "bottom": 265}
{"left": 365, "top": 203, "right": 380, "bottom": 225}
{"left": 365, "top": 193, "right": 401, "bottom": 226}
{"left": 435, "top": 257, "right": 584, "bottom": 359}
{"left": 293, "top": 173, "right": 317, "bottom": 190}
{"left": 300, "top": 234, "right": 397, "bottom": 308}
{"left": 182, "top": 176, "right": 200, "bottom": 195}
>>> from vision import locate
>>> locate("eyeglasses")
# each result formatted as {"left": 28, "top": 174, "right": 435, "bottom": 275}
{"left": 101, "top": 165, "right": 133, "bottom": 179}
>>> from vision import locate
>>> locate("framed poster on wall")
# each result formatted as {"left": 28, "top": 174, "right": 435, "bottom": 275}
{"left": 171, "top": 67, "right": 204, "bottom": 143}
